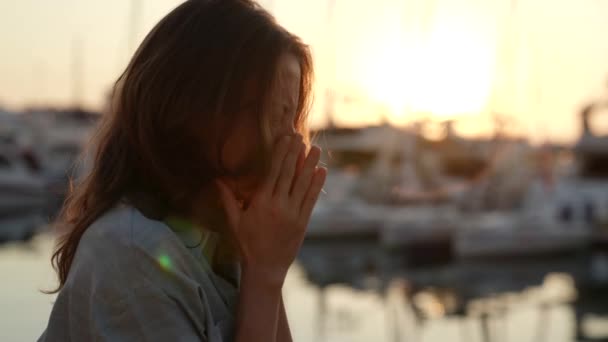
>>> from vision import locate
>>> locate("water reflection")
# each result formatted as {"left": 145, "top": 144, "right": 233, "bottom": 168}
{"left": 296, "top": 239, "right": 608, "bottom": 341}
{"left": 0, "top": 233, "right": 56, "bottom": 342}
{"left": 1, "top": 231, "right": 607, "bottom": 341}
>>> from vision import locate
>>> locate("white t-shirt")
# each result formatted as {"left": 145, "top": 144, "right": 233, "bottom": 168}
{"left": 39, "top": 204, "right": 239, "bottom": 342}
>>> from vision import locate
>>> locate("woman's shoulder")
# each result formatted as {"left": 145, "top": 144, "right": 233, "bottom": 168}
{"left": 43, "top": 205, "right": 228, "bottom": 342}
{"left": 78, "top": 205, "right": 177, "bottom": 261}
{"left": 47, "top": 206, "right": 239, "bottom": 342}
{"left": 80, "top": 203, "right": 179, "bottom": 252}
{"left": 71, "top": 204, "right": 199, "bottom": 289}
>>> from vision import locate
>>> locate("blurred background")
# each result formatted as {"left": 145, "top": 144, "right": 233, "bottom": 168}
{"left": 1, "top": 0, "right": 608, "bottom": 341}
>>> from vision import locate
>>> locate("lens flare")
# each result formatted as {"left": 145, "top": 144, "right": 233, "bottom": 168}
{"left": 157, "top": 254, "right": 173, "bottom": 271}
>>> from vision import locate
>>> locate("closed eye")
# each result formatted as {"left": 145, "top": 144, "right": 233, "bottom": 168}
{"left": 272, "top": 106, "right": 292, "bottom": 122}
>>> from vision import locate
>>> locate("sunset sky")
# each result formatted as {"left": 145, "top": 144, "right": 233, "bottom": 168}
{"left": 1, "top": 0, "right": 607, "bottom": 143}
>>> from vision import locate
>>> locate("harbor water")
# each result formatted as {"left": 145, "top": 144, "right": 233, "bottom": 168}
{"left": 1, "top": 232, "right": 606, "bottom": 342}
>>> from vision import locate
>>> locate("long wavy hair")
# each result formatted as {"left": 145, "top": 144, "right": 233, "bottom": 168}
{"left": 49, "top": 0, "right": 313, "bottom": 292}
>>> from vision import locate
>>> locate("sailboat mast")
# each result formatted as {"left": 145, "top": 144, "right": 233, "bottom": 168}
{"left": 265, "top": 0, "right": 276, "bottom": 12}
{"left": 71, "top": 37, "right": 84, "bottom": 109}
{"left": 324, "top": 0, "right": 337, "bottom": 128}
{"left": 488, "top": 0, "right": 518, "bottom": 119}
{"left": 129, "top": 0, "right": 142, "bottom": 53}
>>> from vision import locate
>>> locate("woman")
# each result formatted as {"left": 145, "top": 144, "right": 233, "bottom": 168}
{"left": 39, "top": 1, "right": 326, "bottom": 341}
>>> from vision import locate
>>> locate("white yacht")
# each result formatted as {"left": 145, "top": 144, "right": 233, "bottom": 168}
{"left": 0, "top": 112, "right": 47, "bottom": 242}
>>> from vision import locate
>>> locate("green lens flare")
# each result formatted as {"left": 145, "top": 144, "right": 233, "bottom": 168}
{"left": 158, "top": 254, "right": 172, "bottom": 271}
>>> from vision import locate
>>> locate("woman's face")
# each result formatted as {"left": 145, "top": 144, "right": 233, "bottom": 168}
{"left": 221, "top": 53, "right": 302, "bottom": 201}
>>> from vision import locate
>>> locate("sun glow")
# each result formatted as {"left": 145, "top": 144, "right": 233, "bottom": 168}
{"left": 357, "top": 18, "right": 495, "bottom": 121}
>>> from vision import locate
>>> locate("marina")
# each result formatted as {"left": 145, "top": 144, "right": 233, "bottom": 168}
{"left": 2, "top": 97, "right": 608, "bottom": 340}
{"left": 2, "top": 104, "right": 607, "bottom": 340}
{"left": 1, "top": 0, "right": 608, "bottom": 340}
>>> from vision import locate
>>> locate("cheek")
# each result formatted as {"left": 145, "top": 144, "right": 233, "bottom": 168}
{"left": 222, "top": 123, "right": 259, "bottom": 173}
{"left": 223, "top": 139, "right": 251, "bottom": 171}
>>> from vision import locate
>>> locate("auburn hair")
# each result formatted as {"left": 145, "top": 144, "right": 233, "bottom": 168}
{"left": 49, "top": 0, "right": 313, "bottom": 291}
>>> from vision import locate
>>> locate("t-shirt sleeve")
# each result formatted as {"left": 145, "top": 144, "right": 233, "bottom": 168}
{"left": 40, "top": 283, "right": 214, "bottom": 342}
{"left": 96, "top": 284, "right": 207, "bottom": 342}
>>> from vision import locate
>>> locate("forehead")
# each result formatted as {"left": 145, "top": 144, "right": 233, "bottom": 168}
{"left": 272, "top": 53, "right": 301, "bottom": 105}
{"left": 277, "top": 53, "right": 301, "bottom": 82}
{"left": 235, "top": 53, "right": 301, "bottom": 112}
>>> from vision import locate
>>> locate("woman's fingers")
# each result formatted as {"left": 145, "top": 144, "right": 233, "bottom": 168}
{"left": 299, "top": 167, "right": 327, "bottom": 225}
{"left": 215, "top": 179, "right": 242, "bottom": 230}
{"left": 261, "top": 135, "right": 292, "bottom": 195}
{"left": 291, "top": 144, "right": 306, "bottom": 192}
{"left": 291, "top": 145, "right": 321, "bottom": 205}
{"left": 274, "top": 135, "right": 304, "bottom": 197}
